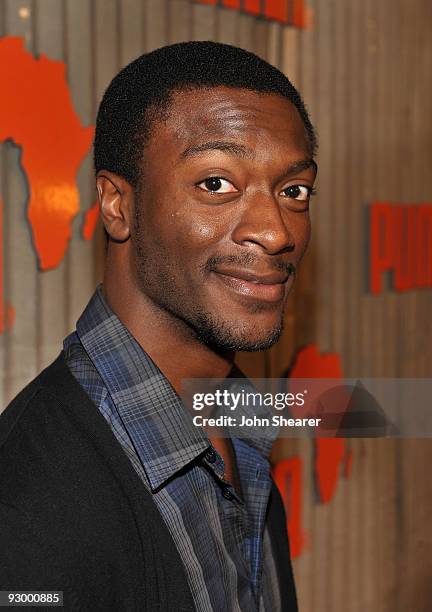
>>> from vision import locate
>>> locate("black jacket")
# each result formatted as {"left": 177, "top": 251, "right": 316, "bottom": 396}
{"left": 0, "top": 354, "right": 297, "bottom": 611}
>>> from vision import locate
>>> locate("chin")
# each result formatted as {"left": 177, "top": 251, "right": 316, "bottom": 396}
{"left": 234, "top": 331, "right": 282, "bottom": 352}
{"left": 193, "top": 311, "right": 284, "bottom": 352}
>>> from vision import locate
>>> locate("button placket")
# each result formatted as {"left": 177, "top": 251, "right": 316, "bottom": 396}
{"left": 222, "top": 486, "right": 234, "bottom": 501}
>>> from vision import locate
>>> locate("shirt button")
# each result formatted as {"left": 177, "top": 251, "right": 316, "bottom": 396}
{"left": 222, "top": 487, "right": 234, "bottom": 501}
{"left": 205, "top": 448, "right": 217, "bottom": 463}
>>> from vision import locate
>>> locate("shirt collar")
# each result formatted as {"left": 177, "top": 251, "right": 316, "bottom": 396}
{"left": 76, "top": 285, "right": 277, "bottom": 490}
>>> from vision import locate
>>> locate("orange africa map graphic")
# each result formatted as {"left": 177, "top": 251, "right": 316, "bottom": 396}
{"left": 0, "top": 37, "right": 94, "bottom": 272}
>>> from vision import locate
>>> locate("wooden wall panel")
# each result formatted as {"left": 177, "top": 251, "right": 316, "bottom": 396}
{"left": 2, "top": 0, "right": 38, "bottom": 402}
{"left": 119, "top": 0, "right": 144, "bottom": 65}
{"left": 168, "top": 0, "right": 191, "bottom": 43}
{"left": 34, "top": 0, "right": 68, "bottom": 370}
{"left": 144, "top": 0, "right": 168, "bottom": 50}
{"left": 191, "top": 1, "right": 216, "bottom": 40}
{"left": 64, "top": 0, "right": 97, "bottom": 329}
{"left": 0, "top": 1, "right": 431, "bottom": 610}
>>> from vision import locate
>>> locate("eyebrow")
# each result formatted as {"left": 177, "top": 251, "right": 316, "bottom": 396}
{"left": 286, "top": 159, "right": 318, "bottom": 175}
{"left": 180, "top": 139, "right": 318, "bottom": 175}
{"left": 180, "top": 140, "right": 252, "bottom": 160}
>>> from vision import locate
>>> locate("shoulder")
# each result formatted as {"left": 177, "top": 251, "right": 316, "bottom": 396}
{"left": 0, "top": 354, "right": 103, "bottom": 507}
{"left": 0, "top": 353, "right": 138, "bottom": 552}
{"left": 0, "top": 353, "right": 77, "bottom": 451}
{"left": 0, "top": 356, "right": 165, "bottom": 604}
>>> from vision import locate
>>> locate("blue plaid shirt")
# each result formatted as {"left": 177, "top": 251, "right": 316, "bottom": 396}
{"left": 63, "top": 286, "right": 281, "bottom": 611}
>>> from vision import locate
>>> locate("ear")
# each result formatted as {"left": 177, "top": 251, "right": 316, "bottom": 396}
{"left": 96, "top": 171, "right": 134, "bottom": 242}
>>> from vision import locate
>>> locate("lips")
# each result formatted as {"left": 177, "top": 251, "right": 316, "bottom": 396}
{"left": 212, "top": 266, "right": 293, "bottom": 303}
{"left": 214, "top": 267, "right": 289, "bottom": 285}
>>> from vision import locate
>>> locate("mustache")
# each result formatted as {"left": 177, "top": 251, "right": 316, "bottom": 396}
{"left": 203, "top": 254, "right": 296, "bottom": 277}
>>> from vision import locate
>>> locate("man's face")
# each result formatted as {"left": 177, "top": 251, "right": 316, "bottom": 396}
{"left": 131, "top": 87, "right": 316, "bottom": 351}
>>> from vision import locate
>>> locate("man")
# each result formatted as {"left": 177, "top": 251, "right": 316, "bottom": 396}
{"left": 0, "top": 42, "right": 317, "bottom": 610}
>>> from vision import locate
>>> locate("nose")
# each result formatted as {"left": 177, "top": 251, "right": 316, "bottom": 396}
{"left": 231, "top": 191, "right": 297, "bottom": 255}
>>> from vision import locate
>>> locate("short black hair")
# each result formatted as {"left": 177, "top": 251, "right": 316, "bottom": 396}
{"left": 94, "top": 41, "right": 317, "bottom": 188}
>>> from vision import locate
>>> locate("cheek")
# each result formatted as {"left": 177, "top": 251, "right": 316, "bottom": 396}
{"left": 187, "top": 217, "right": 221, "bottom": 242}
{"left": 161, "top": 206, "right": 230, "bottom": 254}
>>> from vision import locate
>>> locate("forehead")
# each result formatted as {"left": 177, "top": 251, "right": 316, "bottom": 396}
{"left": 149, "top": 86, "right": 311, "bottom": 159}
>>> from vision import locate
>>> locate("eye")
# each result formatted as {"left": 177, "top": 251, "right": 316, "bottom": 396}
{"left": 281, "top": 184, "right": 315, "bottom": 201}
{"left": 197, "top": 177, "right": 237, "bottom": 194}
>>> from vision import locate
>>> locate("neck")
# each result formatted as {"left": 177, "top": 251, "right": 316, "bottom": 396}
{"left": 103, "top": 250, "right": 234, "bottom": 394}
